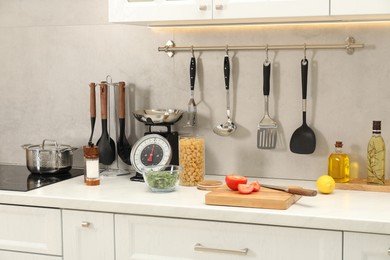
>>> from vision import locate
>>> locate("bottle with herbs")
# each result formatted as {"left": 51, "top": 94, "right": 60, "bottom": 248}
{"left": 328, "top": 141, "right": 350, "bottom": 183}
{"left": 367, "top": 121, "right": 386, "bottom": 185}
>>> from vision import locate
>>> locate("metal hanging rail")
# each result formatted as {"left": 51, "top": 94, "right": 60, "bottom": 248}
{"left": 158, "top": 36, "right": 364, "bottom": 57}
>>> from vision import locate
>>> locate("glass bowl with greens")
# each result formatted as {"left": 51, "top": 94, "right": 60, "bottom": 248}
{"left": 142, "top": 165, "right": 182, "bottom": 192}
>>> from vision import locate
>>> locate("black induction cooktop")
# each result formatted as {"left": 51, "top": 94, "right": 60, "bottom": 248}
{"left": 0, "top": 165, "right": 83, "bottom": 192}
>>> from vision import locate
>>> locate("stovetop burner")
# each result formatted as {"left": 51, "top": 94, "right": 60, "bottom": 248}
{"left": 0, "top": 165, "right": 83, "bottom": 192}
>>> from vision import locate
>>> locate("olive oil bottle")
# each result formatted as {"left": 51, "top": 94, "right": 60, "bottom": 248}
{"left": 328, "top": 141, "right": 350, "bottom": 183}
{"left": 367, "top": 121, "right": 386, "bottom": 185}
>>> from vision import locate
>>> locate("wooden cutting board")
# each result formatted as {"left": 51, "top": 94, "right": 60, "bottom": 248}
{"left": 336, "top": 178, "right": 390, "bottom": 192}
{"left": 205, "top": 187, "right": 301, "bottom": 210}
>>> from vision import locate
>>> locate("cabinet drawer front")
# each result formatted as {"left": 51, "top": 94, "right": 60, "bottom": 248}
{"left": 62, "top": 210, "right": 114, "bottom": 260}
{"left": 344, "top": 232, "right": 390, "bottom": 260}
{"left": 0, "top": 250, "right": 61, "bottom": 260}
{"left": 0, "top": 205, "right": 61, "bottom": 255}
{"left": 115, "top": 214, "right": 342, "bottom": 260}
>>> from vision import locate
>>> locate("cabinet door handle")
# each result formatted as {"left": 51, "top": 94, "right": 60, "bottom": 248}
{"left": 199, "top": 5, "right": 207, "bottom": 11}
{"left": 215, "top": 4, "right": 223, "bottom": 10}
{"left": 81, "top": 221, "right": 91, "bottom": 227}
{"left": 194, "top": 243, "right": 248, "bottom": 255}
{"left": 388, "top": 247, "right": 390, "bottom": 255}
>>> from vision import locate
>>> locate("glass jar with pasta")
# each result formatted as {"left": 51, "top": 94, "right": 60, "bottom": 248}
{"left": 179, "top": 136, "right": 205, "bottom": 186}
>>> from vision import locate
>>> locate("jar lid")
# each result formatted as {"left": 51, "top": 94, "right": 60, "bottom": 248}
{"left": 335, "top": 141, "right": 343, "bottom": 148}
{"left": 83, "top": 145, "right": 99, "bottom": 159}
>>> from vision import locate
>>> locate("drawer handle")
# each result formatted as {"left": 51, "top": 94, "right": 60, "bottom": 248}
{"left": 199, "top": 4, "right": 207, "bottom": 11}
{"left": 215, "top": 4, "right": 223, "bottom": 10}
{"left": 81, "top": 221, "right": 91, "bottom": 228}
{"left": 194, "top": 243, "right": 248, "bottom": 255}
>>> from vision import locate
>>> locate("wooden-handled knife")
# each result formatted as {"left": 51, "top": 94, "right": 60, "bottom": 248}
{"left": 262, "top": 184, "right": 317, "bottom": 196}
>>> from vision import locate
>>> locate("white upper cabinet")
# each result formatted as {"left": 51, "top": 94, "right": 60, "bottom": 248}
{"left": 109, "top": 0, "right": 213, "bottom": 23}
{"left": 109, "top": 0, "right": 390, "bottom": 25}
{"left": 109, "top": 0, "right": 330, "bottom": 24}
{"left": 331, "top": 0, "right": 390, "bottom": 16}
{"left": 213, "top": 0, "right": 329, "bottom": 21}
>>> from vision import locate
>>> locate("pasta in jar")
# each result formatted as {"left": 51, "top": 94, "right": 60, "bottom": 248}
{"left": 179, "top": 136, "right": 205, "bottom": 186}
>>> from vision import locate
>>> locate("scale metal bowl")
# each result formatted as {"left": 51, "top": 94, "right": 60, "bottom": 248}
{"left": 133, "top": 109, "right": 184, "bottom": 125}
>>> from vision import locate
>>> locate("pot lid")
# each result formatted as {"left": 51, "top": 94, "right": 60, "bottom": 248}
{"left": 22, "top": 139, "right": 72, "bottom": 152}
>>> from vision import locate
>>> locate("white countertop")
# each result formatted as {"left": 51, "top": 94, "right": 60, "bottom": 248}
{"left": 1, "top": 174, "right": 390, "bottom": 235}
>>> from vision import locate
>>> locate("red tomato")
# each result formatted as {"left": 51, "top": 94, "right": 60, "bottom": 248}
{"left": 225, "top": 175, "right": 248, "bottom": 191}
{"left": 238, "top": 184, "right": 254, "bottom": 194}
{"left": 250, "top": 180, "right": 261, "bottom": 192}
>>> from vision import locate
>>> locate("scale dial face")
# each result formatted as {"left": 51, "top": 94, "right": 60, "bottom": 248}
{"left": 130, "top": 134, "right": 172, "bottom": 173}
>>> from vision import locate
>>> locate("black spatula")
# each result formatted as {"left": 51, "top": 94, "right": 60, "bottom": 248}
{"left": 97, "top": 82, "right": 116, "bottom": 165}
{"left": 289, "top": 59, "right": 316, "bottom": 154}
{"left": 117, "top": 81, "right": 132, "bottom": 165}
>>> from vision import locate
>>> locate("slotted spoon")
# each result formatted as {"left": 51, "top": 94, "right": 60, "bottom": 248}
{"left": 257, "top": 61, "right": 277, "bottom": 149}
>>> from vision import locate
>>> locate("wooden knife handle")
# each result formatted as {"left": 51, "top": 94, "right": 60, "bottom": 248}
{"left": 89, "top": 82, "right": 96, "bottom": 118}
{"left": 286, "top": 187, "right": 317, "bottom": 196}
{"left": 118, "top": 81, "right": 125, "bottom": 119}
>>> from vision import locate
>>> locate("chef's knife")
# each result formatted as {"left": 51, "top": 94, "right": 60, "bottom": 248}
{"left": 262, "top": 184, "right": 317, "bottom": 196}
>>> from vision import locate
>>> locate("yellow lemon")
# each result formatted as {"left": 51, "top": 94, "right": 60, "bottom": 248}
{"left": 316, "top": 175, "right": 335, "bottom": 194}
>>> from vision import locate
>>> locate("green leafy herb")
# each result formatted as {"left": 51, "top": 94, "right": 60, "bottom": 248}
{"left": 145, "top": 171, "right": 178, "bottom": 190}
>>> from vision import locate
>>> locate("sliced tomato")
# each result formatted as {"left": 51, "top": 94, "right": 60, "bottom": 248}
{"left": 225, "top": 175, "right": 248, "bottom": 191}
{"left": 238, "top": 184, "right": 254, "bottom": 194}
{"left": 250, "top": 180, "right": 261, "bottom": 192}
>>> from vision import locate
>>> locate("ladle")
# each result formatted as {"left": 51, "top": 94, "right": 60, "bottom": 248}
{"left": 213, "top": 53, "right": 237, "bottom": 136}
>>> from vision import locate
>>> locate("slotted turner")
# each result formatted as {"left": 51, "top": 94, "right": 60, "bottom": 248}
{"left": 257, "top": 61, "right": 278, "bottom": 149}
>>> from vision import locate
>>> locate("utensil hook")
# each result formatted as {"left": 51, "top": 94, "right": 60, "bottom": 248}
{"left": 264, "top": 44, "right": 270, "bottom": 65}
{"left": 225, "top": 45, "right": 229, "bottom": 56}
{"left": 302, "top": 43, "right": 308, "bottom": 64}
{"left": 191, "top": 45, "right": 195, "bottom": 58}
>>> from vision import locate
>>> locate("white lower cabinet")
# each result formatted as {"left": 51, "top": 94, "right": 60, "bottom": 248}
{"left": 344, "top": 232, "right": 390, "bottom": 260}
{"left": 0, "top": 250, "right": 61, "bottom": 260}
{"left": 115, "top": 214, "right": 342, "bottom": 260}
{"left": 0, "top": 204, "right": 62, "bottom": 257}
{"left": 62, "top": 210, "right": 115, "bottom": 260}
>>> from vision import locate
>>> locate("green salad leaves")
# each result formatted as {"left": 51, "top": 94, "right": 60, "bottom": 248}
{"left": 145, "top": 171, "right": 178, "bottom": 190}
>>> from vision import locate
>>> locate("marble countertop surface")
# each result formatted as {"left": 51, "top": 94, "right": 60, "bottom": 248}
{"left": 1, "top": 174, "right": 389, "bottom": 235}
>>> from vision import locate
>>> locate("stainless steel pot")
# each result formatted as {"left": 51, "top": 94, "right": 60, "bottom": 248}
{"left": 22, "top": 139, "right": 78, "bottom": 174}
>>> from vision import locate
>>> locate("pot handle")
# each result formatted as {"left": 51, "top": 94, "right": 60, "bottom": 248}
{"left": 59, "top": 147, "right": 78, "bottom": 152}
{"left": 21, "top": 144, "right": 32, "bottom": 149}
{"left": 42, "top": 139, "right": 59, "bottom": 149}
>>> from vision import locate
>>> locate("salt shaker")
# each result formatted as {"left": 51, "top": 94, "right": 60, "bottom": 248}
{"left": 83, "top": 145, "right": 100, "bottom": 186}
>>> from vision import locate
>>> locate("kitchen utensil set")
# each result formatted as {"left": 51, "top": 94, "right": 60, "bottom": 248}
{"left": 182, "top": 50, "right": 315, "bottom": 153}
{"left": 90, "top": 81, "right": 131, "bottom": 166}
{"left": 257, "top": 52, "right": 316, "bottom": 153}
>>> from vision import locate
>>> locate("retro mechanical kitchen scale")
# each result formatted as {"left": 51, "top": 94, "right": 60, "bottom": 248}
{"left": 130, "top": 109, "right": 184, "bottom": 181}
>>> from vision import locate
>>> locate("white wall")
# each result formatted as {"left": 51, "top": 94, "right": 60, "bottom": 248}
{"left": 1, "top": 0, "right": 389, "bottom": 180}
